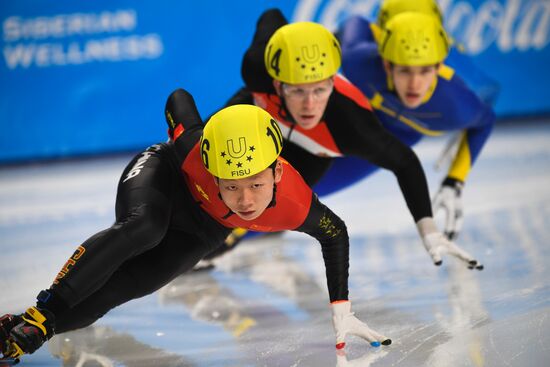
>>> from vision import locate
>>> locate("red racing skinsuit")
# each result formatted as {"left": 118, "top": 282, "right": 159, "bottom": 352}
{"left": 36, "top": 100, "right": 352, "bottom": 334}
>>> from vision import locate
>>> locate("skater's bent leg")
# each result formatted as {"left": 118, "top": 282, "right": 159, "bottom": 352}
{"left": 56, "top": 230, "right": 216, "bottom": 333}
{"left": 50, "top": 146, "right": 176, "bottom": 308}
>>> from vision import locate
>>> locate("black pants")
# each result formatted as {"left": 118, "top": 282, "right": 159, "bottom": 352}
{"left": 50, "top": 144, "right": 230, "bottom": 333}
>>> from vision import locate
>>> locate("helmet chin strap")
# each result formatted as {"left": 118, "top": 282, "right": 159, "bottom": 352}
{"left": 266, "top": 182, "right": 278, "bottom": 209}
{"left": 278, "top": 96, "right": 298, "bottom": 141}
{"left": 264, "top": 163, "right": 279, "bottom": 209}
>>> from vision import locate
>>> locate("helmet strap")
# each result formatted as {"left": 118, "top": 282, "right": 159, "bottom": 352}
{"left": 422, "top": 63, "right": 441, "bottom": 103}
{"left": 385, "top": 62, "right": 396, "bottom": 91}
{"left": 276, "top": 90, "right": 299, "bottom": 141}
{"left": 266, "top": 160, "right": 278, "bottom": 209}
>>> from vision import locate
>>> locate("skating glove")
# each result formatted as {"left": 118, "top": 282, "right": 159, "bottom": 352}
{"left": 330, "top": 301, "right": 391, "bottom": 350}
{"left": 417, "top": 217, "right": 483, "bottom": 270}
{"left": 432, "top": 177, "right": 464, "bottom": 240}
{"left": 2, "top": 307, "right": 55, "bottom": 358}
{"left": 1, "top": 314, "right": 22, "bottom": 357}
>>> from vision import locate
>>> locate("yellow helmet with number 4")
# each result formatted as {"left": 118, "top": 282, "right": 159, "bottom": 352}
{"left": 264, "top": 22, "right": 341, "bottom": 84}
{"left": 200, "top": 105, "right": 283, "bottom": 179}
{"left": 379, "top": 12, "right": 449, "bottom": 66}
{"left": 377, "top": 0, "right": 444, "bottom": 29}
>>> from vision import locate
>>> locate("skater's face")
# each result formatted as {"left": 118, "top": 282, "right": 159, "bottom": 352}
{"left": 384, "top": 61, "right": 439, "bottom": 109}
{"left": 217, "top": 161, "right": 283, "bottom": 221}
{"left": 273, "top": 78, "right": 333, "bottom": 130}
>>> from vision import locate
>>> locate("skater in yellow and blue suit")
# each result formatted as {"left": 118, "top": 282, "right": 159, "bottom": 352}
{"left": 318, "top": 8, "right": 496, "bottom": 240}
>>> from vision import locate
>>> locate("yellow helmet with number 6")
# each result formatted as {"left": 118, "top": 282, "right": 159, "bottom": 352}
{"left": 377, "top": 0, "right": 444, "bottom": 29}
{"left": 264, "top": 22, "right": 341, "bottom": 84}
{"left": 200, "top": 105, "right": 283, "bottom": 180}
{"left": 379, "top": 12, "right": 449, "bottom": 66}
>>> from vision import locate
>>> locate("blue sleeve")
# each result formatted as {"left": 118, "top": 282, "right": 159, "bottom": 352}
{"left": 448, "top": 104, "right": 495, "bottom": 181}
{"left": 439, "top": 76, "right": 496, "bottom": 181}
{"left": 465, "top": 102, "right": 495, "bottom": 166}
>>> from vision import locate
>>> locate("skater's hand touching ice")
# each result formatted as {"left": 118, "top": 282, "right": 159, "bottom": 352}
{"left": 1, "top": 307, "right": 55, "bottom": 359}
{"left": 330, "top": 301, "right": 391, "bottom": 349}
{"left": 417, "top": 217, "right": 483, "bottom": 270}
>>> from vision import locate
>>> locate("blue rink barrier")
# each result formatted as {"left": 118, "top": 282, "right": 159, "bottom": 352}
{"left": 1, "top": 0, "right": 548, "bottom": 162}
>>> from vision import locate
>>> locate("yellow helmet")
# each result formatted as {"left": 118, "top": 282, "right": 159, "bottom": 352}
{"left": 264, "top": 22, "right": 341, "bottom": 84}
{"left": 377, "top": 0, "right": 444, "bottom": 29}
{"left": 379, "top": 12, "right": 449, "bottom": 66}
{"left": 200, "top": 105, "right": 283, "bottom": 179}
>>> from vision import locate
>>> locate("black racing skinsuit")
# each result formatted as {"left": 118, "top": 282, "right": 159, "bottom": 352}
{"left": 45, "top": 142, "right": 231, "bottom": 332}
{"left": 38, "top": 102, "right": 352, "bottom": 334}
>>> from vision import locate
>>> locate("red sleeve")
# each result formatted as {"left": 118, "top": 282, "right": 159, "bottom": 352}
{"left": 334, "top": 75, "right": 373, "bottom": 111}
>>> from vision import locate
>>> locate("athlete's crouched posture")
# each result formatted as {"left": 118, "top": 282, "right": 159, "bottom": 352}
{"left": 1, "top": 90, "right": 391, "bottom": 364}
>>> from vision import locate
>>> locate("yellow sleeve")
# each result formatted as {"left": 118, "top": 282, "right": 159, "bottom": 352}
{"left": 448, "top": 131, "right": 471, "bottom": 182}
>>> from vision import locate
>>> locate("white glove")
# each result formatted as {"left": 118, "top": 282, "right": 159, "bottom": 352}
{"left": 330, "top": 301, "right": 391, "bottom": 349}
{"left": 417, "top": 217, "right": 483, "bottom": 270}
{"left": 432, "top": 178, "right": 464, "bottom": 240}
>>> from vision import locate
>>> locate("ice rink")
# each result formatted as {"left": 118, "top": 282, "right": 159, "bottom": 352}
{"left": 1, "top": 120, "right": 549, "bottom": 366}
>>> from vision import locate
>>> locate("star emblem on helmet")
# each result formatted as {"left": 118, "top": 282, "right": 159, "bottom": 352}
{"left": 246, "top": 156, "right": 253, "bottom": 162}
{"left": 249, "top": 146, "right": 255, "bottom": 152}
{"left": 226, "top": 159, "right": 232, "bottom": 165}
{"left": 220, "top": 151, "right": 226, "bottom": 157}
{"left": 236, "top": 162, "right": 243, "bottom": 168}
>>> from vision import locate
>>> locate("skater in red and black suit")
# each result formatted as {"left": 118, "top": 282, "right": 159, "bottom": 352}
{"left": 1, "top": 89, "right": 395, "bottom": 364}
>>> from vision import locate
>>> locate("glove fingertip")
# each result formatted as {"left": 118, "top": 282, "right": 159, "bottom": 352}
{"left": 336, "top": 342, "right": 346, "bottom": 350}
{"left": 445, "top": 231, "right": 455, "bottom": 240}
{"left": 382, "top": 339, "right": 392, "bottom": 346}
{"left": 370, "top": 341, "right": 381, "bottom": 347}
{"left": 434, "top": 260, "right": 442, "bottom": 266}
{"left": 476, "top": 264, "right": 484, "bottom": 271}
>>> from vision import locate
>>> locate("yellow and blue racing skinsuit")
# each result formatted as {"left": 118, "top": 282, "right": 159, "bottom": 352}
{"left": 314, "top": 16, "right": 496, "bottom": 196}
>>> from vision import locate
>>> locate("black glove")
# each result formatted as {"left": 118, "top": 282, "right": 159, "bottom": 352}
{"left": 3, "top": 307, "right": 55, "bottom": 358}
{"left": 1, "top": 314, "right": 22, "bottom": 357}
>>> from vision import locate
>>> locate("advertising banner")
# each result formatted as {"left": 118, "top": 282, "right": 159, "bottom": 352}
{"left": 1, "top": 0, "right": 548, "bottom": 162}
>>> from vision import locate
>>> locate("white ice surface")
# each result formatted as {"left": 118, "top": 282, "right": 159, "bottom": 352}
{"left": 0, "top": 121, "right": 549, "bottom": 366}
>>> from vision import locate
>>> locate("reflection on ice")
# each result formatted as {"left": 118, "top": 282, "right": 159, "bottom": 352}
{"left": 48, "top": 325, "right": 194, "bottom": 367}
{"left": 428, "top": 260, "right": 489, "bottom": 367}
{"left": 336, "top": 348, "right": 388, "bottom": 367}
{"left": 159, "top": 271, "right": 258, "bottom": 338}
